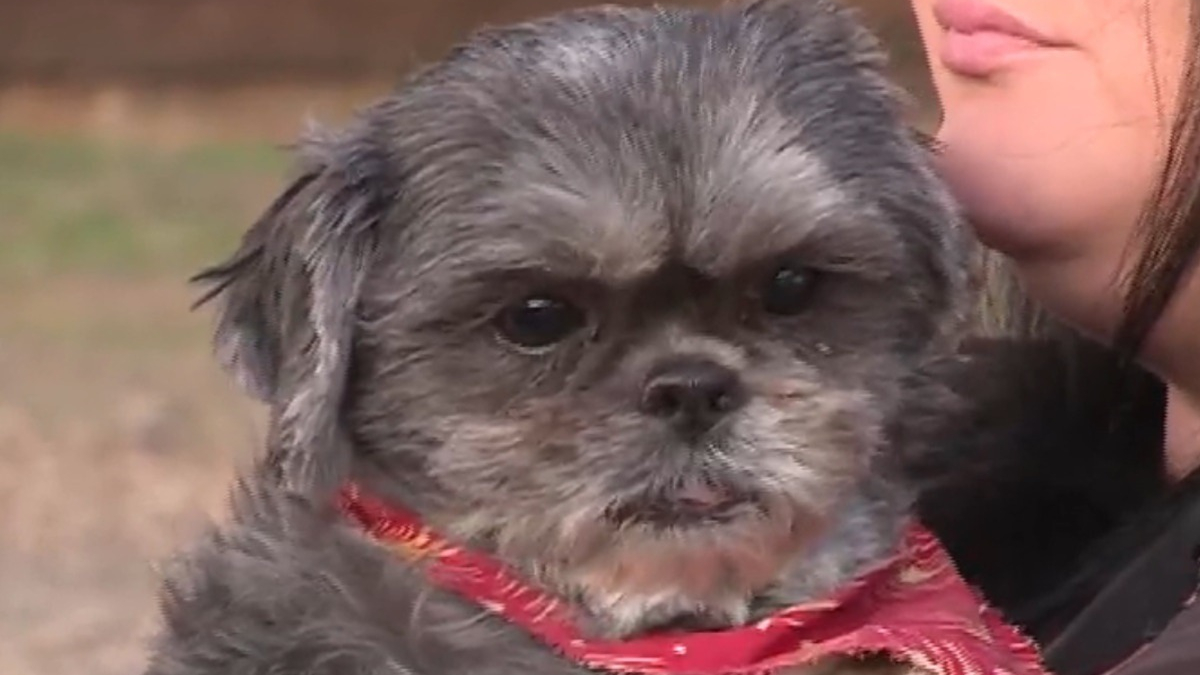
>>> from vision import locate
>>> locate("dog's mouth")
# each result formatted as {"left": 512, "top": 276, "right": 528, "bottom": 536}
{"left": 606, "top": 480, "right": 761, "bottom": 527}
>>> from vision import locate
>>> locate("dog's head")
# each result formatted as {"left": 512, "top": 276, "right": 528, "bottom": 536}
{"left": 197, "top": 0, "right": 967, "bottom": 635}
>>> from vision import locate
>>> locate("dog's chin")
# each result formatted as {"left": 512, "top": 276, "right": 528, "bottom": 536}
{"left": 603, "top": 476, "right": 765, "bottom": 529}
{"left": 536, "top": 489, "right": 827, "bottom": 638}
{"left": 422, "top": 406, "right": 874, "bottom": 637}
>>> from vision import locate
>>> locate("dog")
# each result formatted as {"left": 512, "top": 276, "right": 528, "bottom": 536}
{"left": 143, "top": 2, "right": 984, "bottom": 674}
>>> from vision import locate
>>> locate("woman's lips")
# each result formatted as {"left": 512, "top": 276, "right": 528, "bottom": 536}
{"left": 940, "top": 30, "right": 1040, "bottom": 78}
{"left": 933, "top": 0, "right": 1072, "bottom": 77}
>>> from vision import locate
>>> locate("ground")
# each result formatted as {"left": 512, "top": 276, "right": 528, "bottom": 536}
{"left": 0, "top": 134, "right": 280, "bottom": 675}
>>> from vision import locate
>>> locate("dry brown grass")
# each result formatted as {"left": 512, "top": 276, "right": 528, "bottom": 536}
{"left": 0, "top": 281, "right": 263, "bottom": 675}
{"left": 0, "top": 136, "right": 272, "bottom": 675}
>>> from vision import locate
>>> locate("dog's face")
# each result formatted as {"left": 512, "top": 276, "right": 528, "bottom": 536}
{"left": 199, "top": 0, "right": 966, "bottom": 635}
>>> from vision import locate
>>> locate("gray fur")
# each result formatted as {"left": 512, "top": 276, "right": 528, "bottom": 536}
{"left": 149, "top": 1, "right": 968, "bottom": 674}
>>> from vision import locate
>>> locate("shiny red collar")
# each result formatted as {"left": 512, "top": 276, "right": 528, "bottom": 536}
{"left": 338, "top": 484, "right": 1050, "bottom": 675}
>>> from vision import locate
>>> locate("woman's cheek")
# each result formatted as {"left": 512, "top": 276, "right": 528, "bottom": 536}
{"left": 932, "top": 136, "right": 1055, "bottom": 258}
{"left": 937, "top": 92, "right": 1160, "bottom": 264}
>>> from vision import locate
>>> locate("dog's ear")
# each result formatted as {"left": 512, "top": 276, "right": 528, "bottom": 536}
{"left": 192, "top": 123, "right": 391, "bottom": 493}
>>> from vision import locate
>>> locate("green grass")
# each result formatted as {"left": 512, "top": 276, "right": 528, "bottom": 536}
{"left": 0, "top": 134, "right": 289, "bottom": 282}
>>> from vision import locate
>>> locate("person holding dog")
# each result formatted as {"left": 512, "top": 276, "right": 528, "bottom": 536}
{"left": 908, "top": 1, "right": 1200, "bottom": 674}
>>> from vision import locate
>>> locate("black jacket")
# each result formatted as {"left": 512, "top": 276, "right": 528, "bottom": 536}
{"left": 916, "top": 338, "right": 1200, "bottom": 675}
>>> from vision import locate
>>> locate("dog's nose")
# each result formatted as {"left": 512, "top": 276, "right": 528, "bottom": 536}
{"left": 640, "top": 357, "right": 747, "bottom": 436}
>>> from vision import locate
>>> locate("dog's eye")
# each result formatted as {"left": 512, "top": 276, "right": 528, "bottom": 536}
{"left": 495, "top": 295, "right": 586, "bottom": 349}
{"left": 762, "top": 263, "right": 820, "bottom": 316}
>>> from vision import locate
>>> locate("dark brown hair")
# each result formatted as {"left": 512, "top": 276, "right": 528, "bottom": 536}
{"left": 1115, "top": 3, "right": 1200, "bottom": 361}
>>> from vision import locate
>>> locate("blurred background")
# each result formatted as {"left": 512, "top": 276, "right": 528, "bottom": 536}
{"left": 0, "top": 2, "right": 936, "bottom": 674}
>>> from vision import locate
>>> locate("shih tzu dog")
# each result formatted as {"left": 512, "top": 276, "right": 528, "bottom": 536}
{"left": 143, "top": 2, "right": 1046, "bottom": 675}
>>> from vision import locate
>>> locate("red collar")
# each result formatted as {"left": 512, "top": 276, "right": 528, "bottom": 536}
{"left": 338, "top": 484, "right": 1050, "bottom": 675}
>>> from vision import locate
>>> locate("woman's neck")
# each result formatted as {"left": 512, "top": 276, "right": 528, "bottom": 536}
{"left": 1164, "top": 384, "right": 1200, "bottom": 480}
{"left": 1150, "top": 268, "right": 1200, "bottom": 481}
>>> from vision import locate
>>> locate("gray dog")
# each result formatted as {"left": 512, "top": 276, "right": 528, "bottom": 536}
{"left": 144, "top": 2, "right": 973, "bottom": 674}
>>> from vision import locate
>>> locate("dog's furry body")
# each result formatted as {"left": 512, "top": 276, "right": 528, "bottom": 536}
{"left": 144, "top": 2, "right": 967, "bottom": 674}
